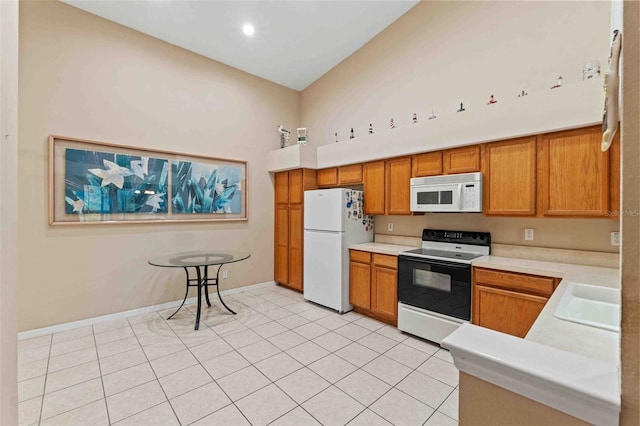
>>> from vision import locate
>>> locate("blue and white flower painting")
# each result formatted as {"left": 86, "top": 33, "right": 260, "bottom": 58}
{"left": 171, "top": 161, "right": 242, "bottom": 214}
{"left": 64, "top": 148, "right": 168, "bottom": 214}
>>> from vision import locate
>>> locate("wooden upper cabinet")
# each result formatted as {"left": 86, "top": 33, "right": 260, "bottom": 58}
{"left": 443, "top": 145, "right": 480, "bottom": 174}
{"left": 339, "top": 164, "right": 363, "bottom": 184}
{"left": 317, "top": 168, "right": 338, "bottom": 187}
{"left": 288, "top": 169, "right": 303, "bottom": 204}
{"left": 412, "top": 152, "right": 443, "bottom": 177}
{"left": 288, "top": 168, "right": 317, "bottom": 204}
{"left": 538, "top": 126, "right": 610, "bottom": 217}
{"left": 482, "top": 137, "right": 537, "bottom": 216}
{"left": 363, "top": 161, "right": 386, "bottom": 215}
{"left": 385, "top": 156, "right": 412, "bottom": 215}
{"left": 275, "top": 172, "right": 289, "bottom": 204}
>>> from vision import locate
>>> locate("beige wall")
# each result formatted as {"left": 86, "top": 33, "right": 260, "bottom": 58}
{"left": 376, "top": 215, "right": 620, "bottom": 253}
{"left": 18, "top": 1, "right": 300, "bottom": 331}
{"left": 302, "top": 0, "right": 618, "bottom": 254}
{"left": 621, "top": 1, "right": 639, "bottom": 424}
{"left": 0, "top": 0, "right": 19, "bottom": 423}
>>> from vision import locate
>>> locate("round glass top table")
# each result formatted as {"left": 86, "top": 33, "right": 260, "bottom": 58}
{"left": 149, "top": 251, "right": 250, "bottom": 330}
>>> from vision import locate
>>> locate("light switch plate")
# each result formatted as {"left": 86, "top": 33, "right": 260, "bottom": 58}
{"left": 388, "top": 222, "right": 394, "bottom": 232}
{"left": 611, "top": 232, "right": 620, "bottom": 246}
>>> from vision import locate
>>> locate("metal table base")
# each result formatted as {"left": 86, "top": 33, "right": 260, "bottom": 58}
{"left": 166, "top": 264, "right": 236, "bottom": 330}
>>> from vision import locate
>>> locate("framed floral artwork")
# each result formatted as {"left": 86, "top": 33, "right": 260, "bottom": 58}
{"left": 49, "top": 135, "right": 247, "bottom": 224}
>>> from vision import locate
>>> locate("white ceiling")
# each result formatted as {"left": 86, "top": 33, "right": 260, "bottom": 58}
{"left": 61, "top": 0, "right": 419, "bottom": 91}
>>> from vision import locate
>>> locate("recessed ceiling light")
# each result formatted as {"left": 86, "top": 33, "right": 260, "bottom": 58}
{"left": 242, "top": 24, "right": 255, "bottom": 36}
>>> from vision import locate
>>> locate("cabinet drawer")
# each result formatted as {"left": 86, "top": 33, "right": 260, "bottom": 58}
{"left": 317, "top": 168, "right": 338, "bottom": 187}
{"left": 474, "top": 268, "right": 556, "bottom": 297}
{"left": 373, "top": 253, "right": 397, "bottom": 269}
{"left": 339, "top": 164, "right": 363, "bottom": 184}
{"left": 350, "top": 250, "right": 371, "bottom": 263}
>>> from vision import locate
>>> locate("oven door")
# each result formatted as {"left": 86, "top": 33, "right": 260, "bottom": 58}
{"left": 410, "top": 183, "right": 462, "bottom": 212}
{"left": 397, "top": 255, "right": 472, "bottom": 321}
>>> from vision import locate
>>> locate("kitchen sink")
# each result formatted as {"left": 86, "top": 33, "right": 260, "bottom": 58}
{"left": 553, "top": 283, "right": 620, "bottom": 332}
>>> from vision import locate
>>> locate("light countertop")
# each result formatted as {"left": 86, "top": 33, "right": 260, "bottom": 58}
{"left": 349, "top": 242, "right": 418, "bottom": 256}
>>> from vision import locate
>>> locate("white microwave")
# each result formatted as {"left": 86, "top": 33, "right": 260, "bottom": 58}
{"left": 410, "top": 172, "right": 482, "bottom": 212}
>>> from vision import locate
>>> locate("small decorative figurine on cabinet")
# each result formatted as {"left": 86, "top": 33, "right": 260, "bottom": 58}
{"left": 277, "top": 125, "right": 291, "bottom": 148}
{"left": 390, "top": 118, "right": 397, "bottom": 129}
{"left": 428, "top": 110, "right": 437, "bottom": 120}
{"left": 487, "top": 95, "right": 497, "bottom": 105}
{"left": 369, "top": 123, "right": 374, "bottom": 134}
{"left": 349, "top": 128, "right": 355, "bottom": 139}
{"left": 518, "top": 90, "right": 528, "bottom": 97}
{"left": 551, "top": 76, "right": 563, "bottom": 89}
{"left": 457, "top": 102, "right": 466, "bottom": 112}
{"left": 412, "top": 113, "right": 418, "bottom": 124}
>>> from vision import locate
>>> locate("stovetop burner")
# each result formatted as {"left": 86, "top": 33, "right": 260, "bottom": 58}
{"left": 399, "top": 229, "right": 491, "bottom": 264}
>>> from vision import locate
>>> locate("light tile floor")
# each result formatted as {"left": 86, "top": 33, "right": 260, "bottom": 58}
{"left": 18, "top": 285, "right": 459, "bottom": 426}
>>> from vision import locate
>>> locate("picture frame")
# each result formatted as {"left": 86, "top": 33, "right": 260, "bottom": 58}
{"left": 49, "top": 135, "right": 248, "bottom": 225}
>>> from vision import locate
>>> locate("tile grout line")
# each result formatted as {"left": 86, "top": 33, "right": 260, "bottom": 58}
{"left": 91, "top": 325, "right": 111, "bottom": 425}
{"left": 35, "top": 334, "right": 52, "bottom": 426}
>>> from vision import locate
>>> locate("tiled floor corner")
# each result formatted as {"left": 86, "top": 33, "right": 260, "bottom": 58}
{"left": 18, "top": 285, "right": 459, "bottom": 425}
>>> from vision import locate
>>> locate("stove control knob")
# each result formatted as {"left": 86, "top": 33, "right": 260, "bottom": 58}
{"left": 479, "top": 234, "right": 486, "bottom": 240}
{"left": 472, "top": 233, "right": 478, "bottom": 239}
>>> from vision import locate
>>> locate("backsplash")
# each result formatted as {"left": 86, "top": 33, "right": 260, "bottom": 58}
{"left": 375, "top": 214, "right": 620, "bottom": 254}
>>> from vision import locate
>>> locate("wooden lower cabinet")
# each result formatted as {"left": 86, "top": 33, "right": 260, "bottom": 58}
{"left": 473, "top": 285, "right": 548, "bottom": 338}
{"left": 472, "top": 267, "right": 559, "bottom": 338}
{"left": 274, "top": 204, "right": 289, "bottom": 284}
{"left": 287, "top": 204, "right": 303, "bottom": 290}
{"left": 349, "top": 250, "right": 397, "bottom": 325}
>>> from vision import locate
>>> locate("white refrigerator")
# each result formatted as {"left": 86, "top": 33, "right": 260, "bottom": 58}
{"left": 303, "top": 189, "right": 374, "bottom": 313}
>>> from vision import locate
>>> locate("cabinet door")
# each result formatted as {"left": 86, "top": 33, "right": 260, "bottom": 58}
{"left": 483, "top": 137, "right": 537, "bottom": 216}
{"left": 371, "top": 265, "right": 397, "bottom": 322}
{"left": 288, "top": 169, "right": 303, "bottom": 204}
{"left": 288, "top": 204, "right": 303, "bottom": 291}
{"left": 350, "top": 261, "right": 371, "bottom": 309}
{"left": 363, "top": 161, "right": 386, "bottom": 215}
{"left": 473, "top": 285, "right": 547, "bottom": 338}
{"left": 274, "top": 204, "right": 289, "bottom": 284}
{"left": 412, "top": 152, "right": 442, "bottom": 177}
{"left": 275, "top": 172, "right": 289, "bottom": 204}
{"left": 317, "top": 168, "right": 338, "bottom": 187}
{"left": 339, "top": 164, "right": 363, "bottom": 184}
{"left": 443, "top": 145, "right": 480, "bottom": 174}
{"left": 385, "top": 157, "right": 412, "bottom": 215}
{"left": 538, "top": 126, "right": 609, "bottom": 217}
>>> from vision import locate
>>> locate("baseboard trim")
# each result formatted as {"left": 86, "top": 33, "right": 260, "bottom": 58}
{"left": 18, "top": 281, "right": 276, "bottom": 340}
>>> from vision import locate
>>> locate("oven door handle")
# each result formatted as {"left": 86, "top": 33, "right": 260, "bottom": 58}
{"left": 399, "top": 255, "right": 471, "bottom": 269}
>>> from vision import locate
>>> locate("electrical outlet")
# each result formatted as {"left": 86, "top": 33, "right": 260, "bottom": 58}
{"left": 388, "top": 222, "right": 394, "bottom": 232}
{"left": 524, "top": 228, "right": 534, "bottom": 241}
{"left": 222, "top": 270, "right": 229, "bottom": 279}
{"left": 611, "top": 231, "right": 620, "bottom": 246}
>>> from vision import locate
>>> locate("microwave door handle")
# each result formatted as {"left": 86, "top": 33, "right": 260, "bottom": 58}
{"left": 458, "top": 184, "right": 464, "bottom": 210}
